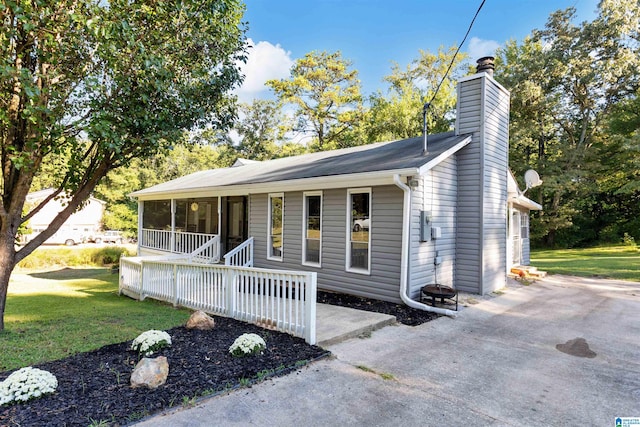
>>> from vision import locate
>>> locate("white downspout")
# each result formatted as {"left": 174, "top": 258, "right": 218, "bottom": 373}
{"left": 394, "top": 174, "right": 457, "bottom": 317}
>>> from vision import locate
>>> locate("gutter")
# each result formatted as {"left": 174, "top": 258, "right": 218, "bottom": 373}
{"left": 394, "top": 174, "right": 457, "bottom": 318}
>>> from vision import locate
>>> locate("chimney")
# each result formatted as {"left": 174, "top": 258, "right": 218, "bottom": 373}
{"left": 475, "top": 56, "right": 495, "bottom": 77}
{"left": 454, "top": 57, "right": 510, "bottom": 295}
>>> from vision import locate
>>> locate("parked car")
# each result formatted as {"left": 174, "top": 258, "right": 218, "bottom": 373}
{"left": 24, "top": 228, "right": 84, "bottom": 246}
{"left": 86, "top": 230, "right": 125, "bottom": 244}
{"left": 352, "top": 218, "right": 369, "bottom": 232}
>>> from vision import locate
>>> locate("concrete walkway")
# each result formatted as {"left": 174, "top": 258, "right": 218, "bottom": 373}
{"left": 136, "top": 275, "right": 640, "bottom": 426}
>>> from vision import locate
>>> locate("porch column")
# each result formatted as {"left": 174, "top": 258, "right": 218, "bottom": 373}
{"left": 137, "top": 200, "right": 144, "bottom": 256}
{"left": 171, "top": 199, "right": 176, "bottom": 253}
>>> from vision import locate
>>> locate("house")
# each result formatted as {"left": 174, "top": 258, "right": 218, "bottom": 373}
{"left": 508, "top": 171, "right": 542, "bottom": 268}
{"left": 129, "top": 57, "right": 540, "bottom": 306}
{"left": 23, "top": 188, "right": 106, "bottom": 245}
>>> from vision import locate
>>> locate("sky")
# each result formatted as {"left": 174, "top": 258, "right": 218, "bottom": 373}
{"left": 236, "top": 0, "right": 600, "bottom": 102}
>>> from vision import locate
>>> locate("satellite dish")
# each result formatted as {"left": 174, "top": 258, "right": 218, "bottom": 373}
{"left": 524, "top": 169, "right": 542, "bottom": 191}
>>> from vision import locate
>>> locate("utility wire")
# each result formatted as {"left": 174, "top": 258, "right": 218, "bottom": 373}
{"left": 426, "top": 0, "right": 486, "bottom": 106}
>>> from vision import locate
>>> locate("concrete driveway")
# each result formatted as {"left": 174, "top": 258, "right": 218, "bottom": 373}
{"left": 137, "top": 275, "right": 640, "bottom": 426}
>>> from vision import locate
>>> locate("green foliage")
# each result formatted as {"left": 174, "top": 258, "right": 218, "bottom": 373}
{"left": 496, "top": 1, "right": 640, "bottom": 247}
{"left": 267, "top": 51, "right": 364, "bottom": 150}
{"left": 16, "top": 247, "right": 135, "bottom": 270}
{"left": 0, "top": 0, "right": 247, "bottom": 276}
{"left": 365, "top": 45, "right": 466, "bottom": 143}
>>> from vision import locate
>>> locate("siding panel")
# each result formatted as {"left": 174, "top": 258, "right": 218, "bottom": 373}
{"left": 252, "top": 185, "right": 404, "bottom": 303}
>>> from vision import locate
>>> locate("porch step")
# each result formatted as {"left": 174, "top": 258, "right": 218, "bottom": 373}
{"left": 510, "top": 266, "right": 547, "bottom": 279}
{"left": 316, "top": 303, "right": 396, "bottom": 347}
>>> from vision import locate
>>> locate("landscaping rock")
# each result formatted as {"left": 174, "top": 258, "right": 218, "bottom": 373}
{"left": 130, "top": 356, "right": 169, "bottom": 389}
{"left": 186, "top": 310, "right": 216, "bottom": 330}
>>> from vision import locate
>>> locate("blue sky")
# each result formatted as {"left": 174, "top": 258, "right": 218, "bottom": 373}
{"left": 236, "top": 0, "right": 599, "bottom": 101}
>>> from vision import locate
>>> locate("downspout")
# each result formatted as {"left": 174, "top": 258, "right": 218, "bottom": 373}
{"left": 394, "top": 174, "right": 457, "bottom": 317}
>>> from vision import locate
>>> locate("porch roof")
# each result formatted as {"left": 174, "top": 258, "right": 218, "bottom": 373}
{"left": 132, "top": 131, "right": 471, "bottom": 199}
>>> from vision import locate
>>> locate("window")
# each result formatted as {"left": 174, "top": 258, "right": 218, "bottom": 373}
{"left": 520, "top": 212, "right": 529, "bottom": 239}
{"left": 347, "top": 189, "right": 371, "bottom": 273}
{"left": 268, "top": 194, "right": 284, "bottom": 260}
{"left": 303, "top": 192, "right": 322, "bottom": 266}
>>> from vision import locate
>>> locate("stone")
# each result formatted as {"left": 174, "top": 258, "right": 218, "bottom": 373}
{"left": 186, "top": 310, "right": 215, "bottom": 330}
{"left": 130, "top": 356, "right": 169, "bottom": 389}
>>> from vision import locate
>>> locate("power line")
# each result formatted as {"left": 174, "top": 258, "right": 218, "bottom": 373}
{"left": 427, "top": 0, "right": 486, "bottom": 106}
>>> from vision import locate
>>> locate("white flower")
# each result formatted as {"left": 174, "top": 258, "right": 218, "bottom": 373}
{"left": 131, "top": 330, "right": 172, "bottom": 356}
{"left": 229, "top": 333, "right": 266, "bottom": 357}
{"left": 0, "top": 367, "right": 58, "bottom": 406}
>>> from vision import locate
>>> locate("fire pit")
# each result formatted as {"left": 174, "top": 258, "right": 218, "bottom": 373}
{"left": 421, "top": 284, "right": 458, "bottom": 311}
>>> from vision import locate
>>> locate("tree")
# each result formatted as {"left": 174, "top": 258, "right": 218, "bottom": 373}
{"left": 267, "top": 51, "right": 363, "bottom": 150}
{"left": 365, "top": 46, "right": 466, "bottom": 143}
{"left": 0, "top": 0, "right": 247, "bottom": 330}
{"left": 496, "top": 1, "right": 640, "bottom": 247}
{"left": 233, "top": 99, "right": 291, "bottom": 160}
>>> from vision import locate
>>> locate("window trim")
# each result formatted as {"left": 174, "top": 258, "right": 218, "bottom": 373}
{"left": 267, "top": 193, "right": 284, "bottom": 262}
{"left": 346, "top": 188, "right": 371, "bottom": 275}
{"left": 302, "top": 191, "right": 323, "bottom": 267}
{"left": 520, "top": 212, "right": 529, "bottom": 239}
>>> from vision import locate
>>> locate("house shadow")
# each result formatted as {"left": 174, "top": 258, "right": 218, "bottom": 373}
{"left": 27, "top": 267, "right": 110, "bottom": 281}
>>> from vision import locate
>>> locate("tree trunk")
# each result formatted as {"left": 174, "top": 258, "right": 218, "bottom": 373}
{"left": 0, "top": 236, "right": 17, "bottom": 332}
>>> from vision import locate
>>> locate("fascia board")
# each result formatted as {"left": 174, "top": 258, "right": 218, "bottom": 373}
{"left": 416, "top": 136, "right": 472, "bottom": 175}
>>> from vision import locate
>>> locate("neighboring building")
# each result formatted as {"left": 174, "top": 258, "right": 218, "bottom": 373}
{"left": 23, "top": 189, "right": 106, "bottom": 245}
{"left": 130, "top": 58, "right": 541, "bottom": 302}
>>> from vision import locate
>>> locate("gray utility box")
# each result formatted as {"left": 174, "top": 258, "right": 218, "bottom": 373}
{"left": 420, "top": 211, "right": 431, "bottom": 242}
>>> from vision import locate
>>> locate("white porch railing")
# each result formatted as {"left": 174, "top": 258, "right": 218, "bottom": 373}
{"left": 119, "top": 256, "right": 317, "bottom": 344}
{"left": 224, "top": 237, "right": 254, "bottom": 267}
{"left": 140, "top": 229, "right": 217, "bottom": 256}
{"left": 189, "top": 235, "right": 221, "bottom": 264}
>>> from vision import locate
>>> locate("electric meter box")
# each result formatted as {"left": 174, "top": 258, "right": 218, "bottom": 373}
{"left": 419, "top": 211, "right": 431, "bottom": 242}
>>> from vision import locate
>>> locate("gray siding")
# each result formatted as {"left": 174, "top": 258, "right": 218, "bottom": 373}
{"left": 251, "top": 185, "right": 404, "bottom": 303}
{"left": 456, "top": 74, "right": 509, "bottom": 294}
{"left": 409, "top": 156, "right": 457, "bottom": 298}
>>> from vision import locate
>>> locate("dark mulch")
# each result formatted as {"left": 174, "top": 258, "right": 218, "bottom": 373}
{"left": 0, "top": 317, "right": 329, "bottom": 427}
{"left": 317, "top": 290, "right": 441, "bottom": 326}
{"left": 1, "top": 292, "right": 440, "bottom": 426}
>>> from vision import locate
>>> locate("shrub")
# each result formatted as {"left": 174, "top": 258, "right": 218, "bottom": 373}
{"left": 0, "top": 367, "right": 58, "bottom": 406}
{"left": 131, "top": 330, "right": 172, "bottom": 356}
{"left": 623, "top": 233, "right": 636, "bottom": 247}
{"left": 229, "top": 333, "right": 266, "bottom": 357}
{"left": 17, "top": 247, "right": 135, "bottom": 270}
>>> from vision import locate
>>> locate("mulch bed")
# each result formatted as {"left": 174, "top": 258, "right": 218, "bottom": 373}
{"left": 1, "top": 292, "right": 440, "bottom": 426}
{"left": 0, "top": 317, "right": 329, "bottom": 427}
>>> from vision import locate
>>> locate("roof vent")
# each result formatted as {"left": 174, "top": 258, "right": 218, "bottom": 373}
{"left": 476, "top": 56, "right": 495, "bottom": 76}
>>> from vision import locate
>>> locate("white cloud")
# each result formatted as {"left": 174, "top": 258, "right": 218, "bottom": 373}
{"left": 236, "top": 38, "right": 294, "bottom": 101}
{"left": 468, "top": 37, "right": 500, "bottom": 60}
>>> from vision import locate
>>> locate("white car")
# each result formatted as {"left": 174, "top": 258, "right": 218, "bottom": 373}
{"left": 90, "top": 230, "right": 125, "bottom": 244}
{"left": 352, "top": 218, "right": 369, "bottom": 232}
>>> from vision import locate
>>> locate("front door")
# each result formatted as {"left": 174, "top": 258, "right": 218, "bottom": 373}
{"left": 225, "top": 196, "right": 248, "bottom": 253}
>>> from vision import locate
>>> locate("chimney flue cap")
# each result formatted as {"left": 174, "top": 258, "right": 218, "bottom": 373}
{"left": 476, "top": 56, "right": 495, "bottom": 76}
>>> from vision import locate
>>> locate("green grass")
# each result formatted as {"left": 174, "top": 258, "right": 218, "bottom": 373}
{"left": 1, "top": 267, "right": 190, "bottom": 372}
{"left": 531, "top": 245, "right": 640, "bottom": 282}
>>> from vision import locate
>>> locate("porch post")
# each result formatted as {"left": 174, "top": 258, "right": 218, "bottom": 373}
{"left": 171, "top": 199, "right": 176, "bottom": 253}
{"left": 305, "top": 272, "right": 317, "bottom": 345}
{"left": 137, "top": 200, "right": 144, "bottom": 256}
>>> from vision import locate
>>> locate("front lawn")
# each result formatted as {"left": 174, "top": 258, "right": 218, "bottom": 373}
{"left": 531, "top": 245, "right": 640, "bottom": 282}
{"left": 1, "top": 267, "right": 329, "bottom": 425}
{"left": 2, "top": 267, "right": 190, "bottom": 372}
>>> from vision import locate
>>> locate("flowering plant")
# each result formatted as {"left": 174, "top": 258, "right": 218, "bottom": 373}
{"left": 131, "top": 330, "right": 172, "bottom": 356}
{"left": 0, "top": 367, "right": 58, "bottom": 406}
{"left": 229, "top": 333, "right": 266, "bottom": 357}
